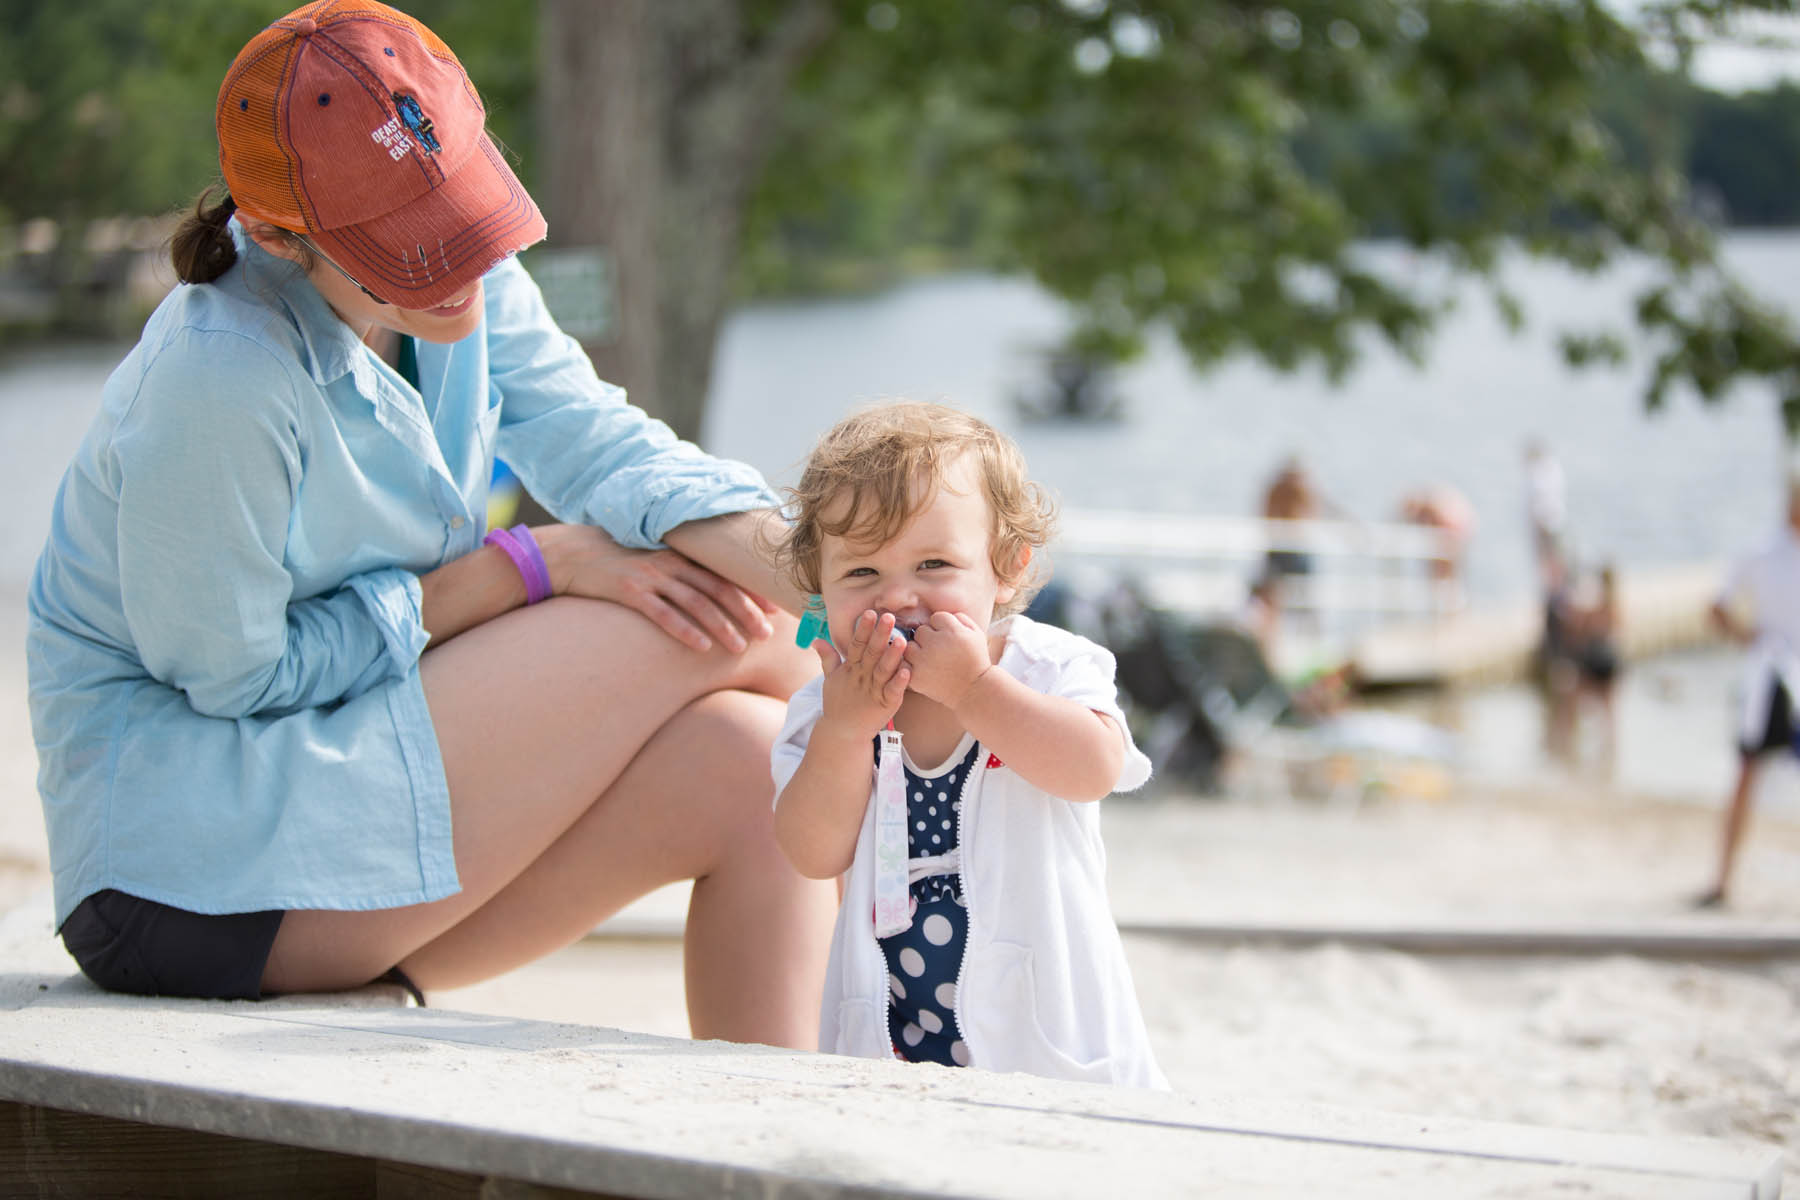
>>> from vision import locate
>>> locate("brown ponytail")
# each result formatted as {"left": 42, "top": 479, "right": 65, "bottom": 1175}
{"left": 169, "top": 186, "right": 239, "bottom": 285}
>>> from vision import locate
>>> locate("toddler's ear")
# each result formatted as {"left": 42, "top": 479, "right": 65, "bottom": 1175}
{"left": 997, "top": 544, "right": 1032, "bottom": 605}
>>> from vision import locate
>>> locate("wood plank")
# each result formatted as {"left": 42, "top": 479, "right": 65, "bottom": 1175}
{"left": 0, "top": 989, "right": 1780, "bottom": 1199}
{"left": 0, "top": 1101, "right": 626, "bottom": 1200}
{"left": 2, "top": 1098, "right": 370, "bottom": 1198}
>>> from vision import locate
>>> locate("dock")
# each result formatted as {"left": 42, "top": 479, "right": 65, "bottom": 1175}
{"left": 1050, "top": 509, "right": 1726, "bottom": 688}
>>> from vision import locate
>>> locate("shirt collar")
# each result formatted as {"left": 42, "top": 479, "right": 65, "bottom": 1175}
{"left": 232, "top": 220, "right": 369, "bottom": 387}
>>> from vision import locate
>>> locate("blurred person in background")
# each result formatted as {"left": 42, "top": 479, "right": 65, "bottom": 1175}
{"left": 1694, "top": 477, "right": 1800, "bottom": 909}
{"left": 1543, "top": 561, "right": 1622, "bottom": 773}
{"left": 1397, "top": 482, "right": 1475, "bottom": 613}
{"left": 1523, "top": 438, "right": 1567, "bottom": 594}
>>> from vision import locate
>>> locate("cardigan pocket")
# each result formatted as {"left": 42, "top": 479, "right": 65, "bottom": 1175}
{"left": 978, "top": 941, "right": 1118, "bottom": 1081}
{"left": 833, "top": 998, "right": 892, "bottom": 1059}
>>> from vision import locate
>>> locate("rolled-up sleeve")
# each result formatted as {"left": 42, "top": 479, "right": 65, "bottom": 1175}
{"left": 483, "top": 259, "right": 777, "bottom": 548}
{"left": 111, "top": 330, "right": 422, "bottom": 719}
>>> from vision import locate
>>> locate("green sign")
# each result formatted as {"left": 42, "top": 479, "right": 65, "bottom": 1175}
{"left": 525, "top": 246, "right": 614, "bottom": 342}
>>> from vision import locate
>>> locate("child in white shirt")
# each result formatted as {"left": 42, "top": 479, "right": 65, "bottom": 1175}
{"left": 768, "top": 401, "right": 1165, "bottom": 1088}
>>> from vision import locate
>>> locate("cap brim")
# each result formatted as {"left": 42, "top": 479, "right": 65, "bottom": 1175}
{"left": 309, "top": 137, "right": 546, "bottom": 310}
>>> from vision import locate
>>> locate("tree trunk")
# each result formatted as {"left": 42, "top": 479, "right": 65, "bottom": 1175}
{"left": 538, "top": 0, "right": 832, "bottom": 445}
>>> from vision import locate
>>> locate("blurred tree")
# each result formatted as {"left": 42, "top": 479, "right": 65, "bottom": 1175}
{"left": 0, "top": 0, "right": 535, "bottom": 227}
{"left": 1687, "top": 83, "right": 1800, "bottom": 224}
{"left": 5, "top": 1, "right": 1800, "bottom": 433}
{"left": 543, "top": 0, "right": 1800, "bottom": 438}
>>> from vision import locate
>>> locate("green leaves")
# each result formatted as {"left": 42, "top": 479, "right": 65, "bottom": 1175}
{"left": 742, "top": 0, "right": 1800, "bottom": 429}
{"left": 7, "top": 0, "right": 1798, "bottom": 430}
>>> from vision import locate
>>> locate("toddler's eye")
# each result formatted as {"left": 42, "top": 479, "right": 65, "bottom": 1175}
{"left": 920, "top": 559, "right": 949, "bottom": 570}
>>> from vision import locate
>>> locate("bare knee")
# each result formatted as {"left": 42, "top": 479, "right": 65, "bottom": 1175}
{"left": 732, "top": 611, "right": 817, "bottom": 700}
{"left": 665, "top": 690, "right": 792, "bottom": 849}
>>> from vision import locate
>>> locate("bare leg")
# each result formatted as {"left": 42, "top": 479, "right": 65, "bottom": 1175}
{"left": 1698, "top": 755, "right": 1759, "bottom": 907}
{"left": 261, "top": 597, "right": 834, "bottom": 1047}
{"left": 402, "top": 690, "right": 833, "bottom": 1045}
{"left": 1543, "top": 662, "right": 1577, "bottom": 764}
{"left": 1596, "top": 683, "right": 1617, "bottom": 779}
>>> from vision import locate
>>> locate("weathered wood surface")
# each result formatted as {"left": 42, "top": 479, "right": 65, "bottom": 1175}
{"left": 0, "top": 976, "right": 1783, "bottom": 1199}
{"left": 0, "top": 892, "right": 1783, "bottom": 1198}
{"left": 1, "top": 1099, "right": 619, "bottom": 1199}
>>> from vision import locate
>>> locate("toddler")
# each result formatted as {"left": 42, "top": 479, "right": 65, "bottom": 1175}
{"left": 769, "top": 401, "right": 1166, "bottom": 1088}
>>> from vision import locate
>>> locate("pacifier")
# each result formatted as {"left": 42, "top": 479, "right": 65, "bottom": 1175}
{"left": 795, "top": 595, "right": 831, "bottom": 648}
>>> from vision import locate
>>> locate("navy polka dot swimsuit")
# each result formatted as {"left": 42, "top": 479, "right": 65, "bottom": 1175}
{"left": 878, "top": 736, "right": 980, "bottom": 1067}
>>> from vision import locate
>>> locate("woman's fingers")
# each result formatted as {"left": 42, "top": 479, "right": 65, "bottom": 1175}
{"left": 628, "top": 587, "right": 716, "bottom": 652}
{"left": 673, "top": 562, "right": 775, "bottom": 644}
{"left": 609, "top": 552, "right": 774, "bottom": 654}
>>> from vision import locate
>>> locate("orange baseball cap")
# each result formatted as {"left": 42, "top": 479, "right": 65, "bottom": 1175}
{"left": 216, "top": 0, "right": 546, "bottom": 309}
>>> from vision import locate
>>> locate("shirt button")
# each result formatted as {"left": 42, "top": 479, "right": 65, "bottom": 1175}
{"left": 450, "top": 515, "right": 467, "bottom": 530}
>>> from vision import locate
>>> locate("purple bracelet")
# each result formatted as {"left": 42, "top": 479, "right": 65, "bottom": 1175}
{"left": 485, "top": 524, "right": 553, "bottom": 605}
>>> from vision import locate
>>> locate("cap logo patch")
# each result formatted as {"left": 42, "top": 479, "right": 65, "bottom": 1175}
{"left": 393, "top": 92, "right": 441, "bottom": 154}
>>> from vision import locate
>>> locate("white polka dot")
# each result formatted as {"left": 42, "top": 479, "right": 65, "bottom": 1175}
{"left": 889, "top": 973, "right": 906, "bottom": 999}
{"left": 937, "top": 791, "right": 947, "bottom": 801}
{"left": 914, "top": 792, "right": 924, "bottom": 801}
{"left": 950, "top": 1040, "right": 971, "bottom": 1066}
{"left": 936, "top": 982, "right": 957, "bottom": 1009}
{"left": 931, "top": 834, "right": 941, "bottom": 845}
{"left": 899, "top": 948, "right": 925, "bottom": 977}
{"left": 922, "top": 914, "right": 953, "bottom": 946}
{"left": 941, "top": 820, "right": 951, "bottom": 830}
{"left": 918, "top": 1008, "right": 943, "bottom": 1034}
{"left": 916, "top": 821, "right": 926, "bottom": 831}
{"left": 948, "top": 773, "right": 957, "bottom": 784}
{"left": 928, "top": 806, "right": 937, "bottom": 815}
{"left": 902, "top": 1022, "right": 924, "bottom": 1047}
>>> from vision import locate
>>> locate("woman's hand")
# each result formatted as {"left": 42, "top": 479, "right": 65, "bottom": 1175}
{"left": 533, "top": 523, "right": 776, "bottom": 654}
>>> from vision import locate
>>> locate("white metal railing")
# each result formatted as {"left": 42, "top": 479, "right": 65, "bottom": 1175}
{"left": 1048, "top": 510, "right": 1462, "bottom": 643}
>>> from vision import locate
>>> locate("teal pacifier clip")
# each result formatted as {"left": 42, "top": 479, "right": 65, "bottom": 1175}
{"left": 795, "top": 594, "right": 831, "bottom": 648}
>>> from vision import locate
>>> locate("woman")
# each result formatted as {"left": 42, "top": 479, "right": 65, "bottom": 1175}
{"left": 26, "top": 0, "right": 834, "bottom": 1047}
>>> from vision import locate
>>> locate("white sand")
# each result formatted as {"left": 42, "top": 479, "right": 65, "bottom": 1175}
{"left": 432, "top": 788, "right": 1800, "bottom": 1190}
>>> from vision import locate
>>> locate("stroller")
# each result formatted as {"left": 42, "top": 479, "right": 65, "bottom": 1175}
{"left": 1080, "top": 580, "right": 1292, "bottom": 795}
{"left": 1070, "top": 577, "right": 1455, "bottom": 804}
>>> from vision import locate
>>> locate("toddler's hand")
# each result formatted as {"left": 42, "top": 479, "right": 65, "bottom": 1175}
{"left": 815, "top": 609, "right": 910, "bottom": 736}
{"left": 905, "top": 611, "right": 993, "bottom": 709}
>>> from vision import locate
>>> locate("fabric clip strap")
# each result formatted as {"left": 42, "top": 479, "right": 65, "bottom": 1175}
{"left": 873, "top": 726, "right": 911, "bottom": 938}
{"left": 485, "top": 523, "right": 553, "bottom": 605}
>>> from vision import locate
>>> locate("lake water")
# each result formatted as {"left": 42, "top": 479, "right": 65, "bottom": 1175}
{"left": 707, "top": 234, "right": 1800, "bottom": 608}
{"left": 6, "top": 235, "right": 1797, "bottom": 602}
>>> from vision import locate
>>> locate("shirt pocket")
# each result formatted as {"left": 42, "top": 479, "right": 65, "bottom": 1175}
{"left": 975, "top": 940, "right": 1118, "bottom": 1081}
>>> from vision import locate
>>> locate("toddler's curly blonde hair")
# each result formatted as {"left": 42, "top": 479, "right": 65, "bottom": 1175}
{"left": 770, "top": 401, "right": 1057, "bottom": 617}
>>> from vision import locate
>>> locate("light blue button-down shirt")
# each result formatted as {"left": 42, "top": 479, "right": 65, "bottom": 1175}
{"left": 26, "top": 230, "right": 778, "bottom": 927}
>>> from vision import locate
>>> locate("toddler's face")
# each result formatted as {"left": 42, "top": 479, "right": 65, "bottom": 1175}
{"left": 816, "top": 455, "right": 1018, "bottom": 648}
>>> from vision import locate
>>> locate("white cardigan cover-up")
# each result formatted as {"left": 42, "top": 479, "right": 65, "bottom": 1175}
{"left": 773, "top": 615, "right": 1167, "bottom": 1089}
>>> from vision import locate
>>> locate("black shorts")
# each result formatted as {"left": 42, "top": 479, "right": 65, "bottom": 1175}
{"left": 1264, "top": 549, "right": 1314, "bottom": 578}
{"left": 1740, "top": 682, "right": 1794, "bottom": 760}
{"left": 59, "top": 890, "right": 284, "bottom": 1001}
